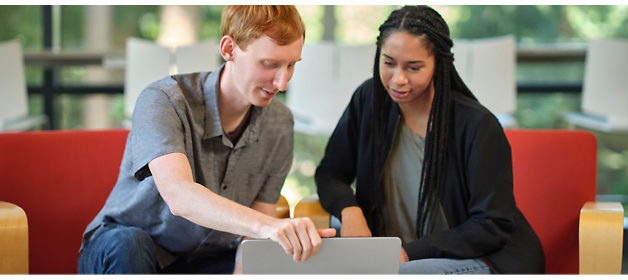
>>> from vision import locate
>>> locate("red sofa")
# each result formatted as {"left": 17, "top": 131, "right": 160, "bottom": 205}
{"left": 0, "top": 129, "right": 130, "bottom": 274}
{"left": 0, "top": 129, "right": 291, "bottom": 274}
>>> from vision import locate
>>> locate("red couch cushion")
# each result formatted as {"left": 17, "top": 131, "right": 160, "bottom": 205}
{"left": 506, "top": 129, "right": 597, "bottom": 274}
{"left": 0, "top": 129, "right": 129, "bottom": 274}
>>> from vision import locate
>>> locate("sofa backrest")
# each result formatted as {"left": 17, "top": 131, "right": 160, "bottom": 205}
{"left": 0, "top": 129, "right": 130, "bottom": 274}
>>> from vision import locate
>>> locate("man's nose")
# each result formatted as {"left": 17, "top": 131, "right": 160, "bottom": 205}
{"left": 274, "top": 68, "right": 290, "bottom": 92}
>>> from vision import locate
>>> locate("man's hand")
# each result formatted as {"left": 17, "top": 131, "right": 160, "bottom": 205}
{"left": 263, "top": 217, "right": 336, "bottom": 262}
{"left": 340, "top": 206, "right": 372, "bottom": 237}
{"left": 400, "top": 246, "right": 409, "bottom": 264}
{"left": 233, "top": 224, "right": 336, "bottom": 275}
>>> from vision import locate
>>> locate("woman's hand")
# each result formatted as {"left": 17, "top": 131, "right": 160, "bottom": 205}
{"left": 340, "top": 206, "right": 373, "bottom": 237}
{"left": 399, "top": 247, "right": 409, "bottom": 264}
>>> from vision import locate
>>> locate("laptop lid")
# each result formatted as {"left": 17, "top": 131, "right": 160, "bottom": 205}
{"left": 241, "top": 237, "right": 401, "bottom": 274}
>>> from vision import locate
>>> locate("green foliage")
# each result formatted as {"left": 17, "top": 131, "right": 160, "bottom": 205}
{"left": 566, "top": 6, "right": 628, "bottom": 40}
{"left": 594, "top": 132, "right": 628, "bottom": 196}
{"left": 296, "top": 5, "right": 325, "bottom": 43}
{"left": 515, "top": 93, "right": 580, "bottom": 129}
{"left": 446, "top": 5, "right": 628, "bottom": 42}
{"left": 112, "top": 6, "right": 160, "bottom": 47}
{"left": 109, "top": 94, "right": 126, "bottom": 125}
{"left": 517, "top": 62, "right": 585, "bottom": 82}
{"left": 61, "top": 5, "right": 84, "bottom": 49}
{"left": 137, "top": 12, "right": 160, "bottom": 40}
{"left": 200, "top": 5, "right": 224, "bottom": 40}
{"left": 0, "top": 5, "right": 42, "bottom": 49}
{"left": 283, "top": 132, "right": 331, "bottom": 204}
{"left": 55, "top": 94, "right": 84, "bottom": 130}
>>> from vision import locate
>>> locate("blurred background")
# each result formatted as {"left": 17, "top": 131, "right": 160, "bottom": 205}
{"left": 1, "top": 5, "right": 627, "bottom": 212}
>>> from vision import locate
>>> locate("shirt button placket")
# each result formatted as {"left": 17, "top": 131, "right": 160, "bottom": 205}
{"left": 222, "top": 149, "right": 238, "bottom": 196}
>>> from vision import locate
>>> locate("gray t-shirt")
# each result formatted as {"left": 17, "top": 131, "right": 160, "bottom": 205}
{"left": 80, "top": 63, "right": 294, "bottom": 267}
{"left": 382, "top": 121, "right": 449, "bottom": 244}
{"left": 382, "top": 121, "right": 424, "bottom": 244}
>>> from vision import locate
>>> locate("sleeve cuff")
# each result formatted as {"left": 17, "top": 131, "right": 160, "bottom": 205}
{"left": 329, "top": 194, "right": 360, "bottom": 220}
{"left": 403, "top": 237, "right": 434, "bottom": 260}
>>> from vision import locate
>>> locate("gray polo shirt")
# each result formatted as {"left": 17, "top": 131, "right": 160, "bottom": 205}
{"left": 81, "top": 63, "right": 294, "bottom": 267}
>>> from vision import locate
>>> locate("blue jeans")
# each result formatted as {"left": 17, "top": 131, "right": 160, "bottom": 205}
{"left": 78, "top": 223, "right": 235, "bottom": 274}
{"left": 399, "top": 258, "right": 491, "bottom": 274}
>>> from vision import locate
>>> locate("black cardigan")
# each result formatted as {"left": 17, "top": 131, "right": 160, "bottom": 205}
{"left": 315, "top": 79, "right": 545, "bottom": 274}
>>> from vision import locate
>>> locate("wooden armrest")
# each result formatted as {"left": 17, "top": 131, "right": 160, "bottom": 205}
{"left": 276, "top": 195, "right": 290, "bottom": 219}
{"left": 293, "top": 194, "right": 331, "bottom": 230}
{"left": 0, "top": 201, "right": 29, "bottom": 274}
{"left": 579, "top": 201, "right": 624, "bottom": 274}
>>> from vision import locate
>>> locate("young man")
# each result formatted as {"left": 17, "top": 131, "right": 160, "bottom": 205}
{"left": 79, "top": 5, "right": 334, "bottom": 274}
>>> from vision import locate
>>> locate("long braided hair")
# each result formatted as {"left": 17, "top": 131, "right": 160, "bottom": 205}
{"left": 370, "top": 5, "right": 477, "bottom": 237}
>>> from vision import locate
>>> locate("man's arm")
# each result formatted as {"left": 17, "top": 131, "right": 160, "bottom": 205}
{"left": 149, "top": 152, "right": 334, "bottom": 263}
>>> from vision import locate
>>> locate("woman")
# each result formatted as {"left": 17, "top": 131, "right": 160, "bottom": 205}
{"left": 315, "top": 5, "right": 545, "bottom": 274}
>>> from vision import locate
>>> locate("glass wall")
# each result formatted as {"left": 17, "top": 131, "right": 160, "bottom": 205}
{"left": 2, "top": 5, "right": 627, "bottom": 208}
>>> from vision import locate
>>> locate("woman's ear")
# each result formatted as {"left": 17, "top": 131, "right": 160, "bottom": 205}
{"left": 220, "top": 35, "right": 236, "bottom": 61}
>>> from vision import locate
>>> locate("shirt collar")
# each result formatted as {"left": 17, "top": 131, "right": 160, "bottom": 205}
{"left": 202, "top": 63, "right": 265, "bottom": 144}
{"left": 202, "top": 63, "right": 225, "bottom": 140}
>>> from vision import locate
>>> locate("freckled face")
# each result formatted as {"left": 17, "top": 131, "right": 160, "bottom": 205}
{"left": 231, "top": 34, "right": 304, "bottom": 107}
{"left": 379, "top": 31, "right": 436, "bottom": 107}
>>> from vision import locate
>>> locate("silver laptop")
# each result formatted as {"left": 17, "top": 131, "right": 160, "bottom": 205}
{"left": 241, "top": 237, "right": 401, "bottom": 274}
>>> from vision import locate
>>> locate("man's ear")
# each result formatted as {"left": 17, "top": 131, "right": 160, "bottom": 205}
{"left": 220, "top": 35, "right": 236, "bottom": 61}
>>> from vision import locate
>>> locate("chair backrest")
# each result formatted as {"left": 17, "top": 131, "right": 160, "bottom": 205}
{"left": 124, "top": 38, "right": 223, "bottom": 121}
{"left": 505, "top": 129, "right": 597, "bottom": 274}
{"left": 0, "top": 39, "right": 28, "bottom": 130}
{"left": 0, "top": 129, "right": 130, "bottom": 274}
{"left": 124, "top": 37, "right": 171, "bottom": 119}
{"left": 175, "top": 39, "right": 221, "bottom": 75}
{"left": 452, "top": 35, "right": 516, "bottom": 117}
{"left": 287, "top": 43, "right": 376, "bottom": 136}
{"left": 581, "top": 39, "right": 628, "bottom": 127}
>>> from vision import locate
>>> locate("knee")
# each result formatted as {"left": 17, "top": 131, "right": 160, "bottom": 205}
{"left": 80, "top": 226, "right": 156, "bottom": 274}
{"left": 101, "top": 227, "right": 156, "bottom": 258}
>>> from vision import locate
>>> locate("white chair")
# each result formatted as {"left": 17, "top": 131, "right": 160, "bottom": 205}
{"left": 175, "top": 39, "right": 220, "bottom": 75}
{"left": 124, "top": 38, "right": 222, "bottom": 128}
{"left": 452, "top": 35, "right": 517, "bottom": 128}
{"left": 287, "top": 43, "right": 376, "bottom": 136}
{"left": 563, "top": 39, "right": 628, "bottom": 132}
{"left": 0, "top": 39, "right": 48, "bottom": 132}
{"left": 124, "top": 37, "right": 171, "bottom": 123}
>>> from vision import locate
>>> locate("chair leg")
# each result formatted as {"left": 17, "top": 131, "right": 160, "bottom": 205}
{"left": 0, "top": 202, "right": 29, "bottom": 274}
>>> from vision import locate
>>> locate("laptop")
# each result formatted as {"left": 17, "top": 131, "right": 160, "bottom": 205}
{"left": 241, "top": 237, "right": 401, "bottom": 274}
